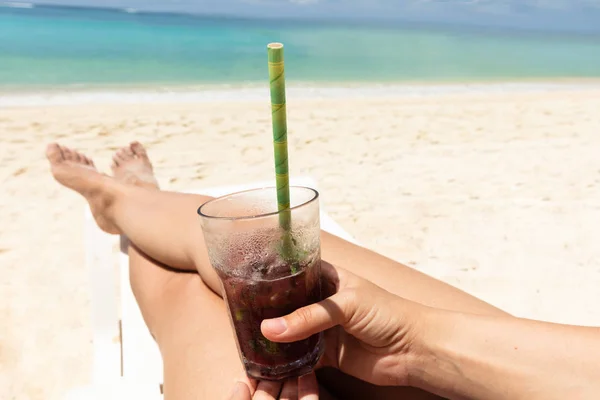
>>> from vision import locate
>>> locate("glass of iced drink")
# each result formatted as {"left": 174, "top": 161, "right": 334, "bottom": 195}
{"left": 198, "top": 186, "right": 323, "bottom": 381}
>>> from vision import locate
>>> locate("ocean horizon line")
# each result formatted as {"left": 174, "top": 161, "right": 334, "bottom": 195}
{"left": 3, "top": 2, "right": 600, "bottom": 37}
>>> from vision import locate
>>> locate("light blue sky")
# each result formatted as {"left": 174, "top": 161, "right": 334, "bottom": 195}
{"left": 14, "top": 0, "right": 600, "bottom": 32}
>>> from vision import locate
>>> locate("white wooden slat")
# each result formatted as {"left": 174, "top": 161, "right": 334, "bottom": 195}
{"left": 85, "top": 209, "right": 121, "bottom": 382}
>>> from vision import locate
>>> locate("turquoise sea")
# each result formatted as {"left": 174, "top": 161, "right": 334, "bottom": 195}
{"left": 2, "top": 4, "right": 600, "bottom": 88}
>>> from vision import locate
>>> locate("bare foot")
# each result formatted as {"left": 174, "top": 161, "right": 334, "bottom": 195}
{"left": 111, "top": 141, "right": 159, "bottom": 190}
{"left": 46, "top": 143, "right": 119, "bottom": 234}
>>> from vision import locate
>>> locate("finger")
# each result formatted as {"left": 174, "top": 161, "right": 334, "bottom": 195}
{"left": 262, "top": 291, "right": 353, "bottom": 343}
{"left": 298, "top": 373, "right": 319, "bottom": 400}
{"left": 317, "top": 328, "right": 341, "bottom": 369}
{"left": 279, "top": 379, "right": 298, "bottom": 400}
{"left": 253, "top": 380, "right": 282, "bottom": 400}
{"left": 321, "top": 261, "right": 341, "bottom": 298}
{"left": 246, "top": 378, "right": 258, "bottom": 395}
{"left": 238, "top": 377, "right": 258, "bottom": 396}
{"left": 226, "top": 381, "right": 252, "bottom": 400}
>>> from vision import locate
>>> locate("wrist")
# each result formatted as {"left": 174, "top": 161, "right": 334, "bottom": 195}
{"left": 387, "top": 299, "right": 445, "bottom": 389}
{"left": 405, "top": 307, "right": 462, "bottom": 397}
{"left": 404, "top": 305, "right": 437, "bottom": 388}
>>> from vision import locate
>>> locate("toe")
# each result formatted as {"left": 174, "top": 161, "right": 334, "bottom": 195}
{"left": 112, "top": 154, "right": 121, "bottom": 167}
{"left": 130, "top": 141, "right": 148, "bottom": 159}
{"left": 72, "top": 150, "right": 84, "bottom": 164}
{"left": 124, "top": 147, "right": 135, "bottom": 159}
{"left": 46, "top": 143, "right": 64, "bottom": 164}
{"left": 62, "top": 147, "right": 74, "bottom": 161}
{"left": 116, "top": 148, "right": 130, "bottom": 161}
{"left": 120, "top": 147, "right": 134, "bottom": 160}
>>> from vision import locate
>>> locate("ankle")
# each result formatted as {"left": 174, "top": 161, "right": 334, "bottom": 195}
{"left": 94, "top": 176, "right": 125, "bottom": 226}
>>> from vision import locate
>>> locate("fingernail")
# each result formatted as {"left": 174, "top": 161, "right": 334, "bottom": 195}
{"left": 263, "top": 318, "right": 287, "bottom": 335}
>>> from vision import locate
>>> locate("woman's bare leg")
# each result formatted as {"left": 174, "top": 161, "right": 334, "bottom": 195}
{"left": 129, "top": 244, "right": 246, "bottom": 399}
{"left": 100, "top": 148, "right": 246, "bottom": 398}
{"left": 47, "top": 142, "right": 506, "bottom": 317}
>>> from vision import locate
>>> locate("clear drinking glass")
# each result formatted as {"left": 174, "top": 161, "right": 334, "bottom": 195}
{"left": 198, "top": 186, "right": 324, "bottom": 381}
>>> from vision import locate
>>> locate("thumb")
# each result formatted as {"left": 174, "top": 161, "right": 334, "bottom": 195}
{"left": 261, "top": 291, "right": 354, "bottom": 343}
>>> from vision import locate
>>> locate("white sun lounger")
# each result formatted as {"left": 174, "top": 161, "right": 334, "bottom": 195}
{"left": 66, "top": 177, "right": 356, "bottom": 399}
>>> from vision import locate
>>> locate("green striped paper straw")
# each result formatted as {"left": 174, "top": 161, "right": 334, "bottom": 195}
{"left": 267, "top": 42, "right": 296, "bottom": 265}
{"left": 267, "top": 42, "right": 291, "bottom": 232}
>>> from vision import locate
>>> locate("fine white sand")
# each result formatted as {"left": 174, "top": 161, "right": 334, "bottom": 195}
{"left": 2, "top": 84, "right": 600, "bottom": 399}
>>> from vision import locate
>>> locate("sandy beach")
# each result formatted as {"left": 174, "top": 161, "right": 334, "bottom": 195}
{"left": 2, "top": 85, "right": 600, "bottom": 399}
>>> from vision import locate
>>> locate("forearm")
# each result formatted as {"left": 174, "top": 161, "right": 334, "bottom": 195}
{"left": 322, "top": 233, "right": 508, "bottom": 317}
{"left": 410, "top": 310, "right": 600, "bottom": 400}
